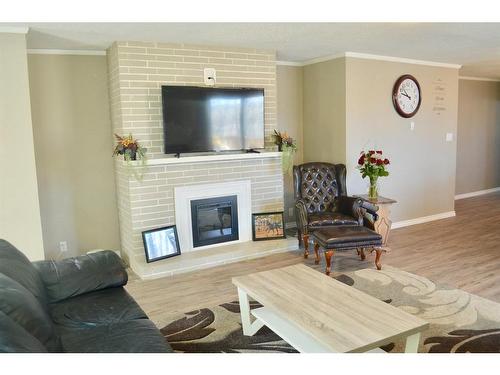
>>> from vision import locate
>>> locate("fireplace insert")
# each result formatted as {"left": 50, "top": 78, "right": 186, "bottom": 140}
{"left": 190, "top": 195, "right": 239, "bottom": 248}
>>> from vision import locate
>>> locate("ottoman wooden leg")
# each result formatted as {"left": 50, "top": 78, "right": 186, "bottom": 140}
{"left": 374, "top": 248, "right": 383, "bottom": 270}
{"left": 358, "top": 248, "right": 366, "bottom": 261}
{"left": 303, "top": 234, "right": 310, "bottom": 259}
{"left": 314, "top": 242, "right": 320, "bottom": 264}
{"left": 325, "top": 250, "right": 334, "bottom": 276}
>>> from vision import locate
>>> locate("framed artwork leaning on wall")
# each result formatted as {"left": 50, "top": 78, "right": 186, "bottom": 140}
{"left": 142, "top": 225, "right": 181, "bottom": 262}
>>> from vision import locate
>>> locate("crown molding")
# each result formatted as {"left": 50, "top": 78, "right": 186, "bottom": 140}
{"left": 282, "top": 51, "right": 462, "bottom": 68}
{"left": 344, "top": 52, "right": 462, "bottom": 69}
{"left": 301, "top": 53, "right": 346, "bottom": 66}
{"left": 27, "top": 49, "right": 106, "bottom": 56}
{"left": 276, "top": 60, "right": 303, "bottom": 67}
{"left": 459, "top": 76, "right": 500, "bottom": 82}
{"left": 0, "top": 26, "right": 29, "bottom": 34}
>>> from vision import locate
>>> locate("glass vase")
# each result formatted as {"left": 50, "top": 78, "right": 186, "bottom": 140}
{"left": 368, "top": 176, "right": 378, "bottom": 199}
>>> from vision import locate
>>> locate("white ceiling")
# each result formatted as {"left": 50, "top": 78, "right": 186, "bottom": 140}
{"left": 4, "top": 22, "right": 500, "bottom": 78}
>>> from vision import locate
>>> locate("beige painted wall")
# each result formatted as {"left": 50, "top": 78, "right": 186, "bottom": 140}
{"left": 0, "top": 33, "right": 45, "bottom": 261}
{"left": 277, "top": 65, "right": 303, "bottom": 223}
{"left": 456, "top": 79, "right": 500, "bottom": 194}
{"left": 28, "top": 54, "right": 120, "bottom": 259}
{"left": 303, "top": 58, "right": 346, "bottom": 164}
{"left": 345, "top": 57, "right": 459, "bottom": 222}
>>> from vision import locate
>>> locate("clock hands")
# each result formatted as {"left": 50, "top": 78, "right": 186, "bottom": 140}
{"left": 400, "top": 88, "right": 411, "bottom": 100}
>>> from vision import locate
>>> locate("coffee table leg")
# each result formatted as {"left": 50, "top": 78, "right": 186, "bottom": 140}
{"left": 404, "top": 333, "right": 421, "bottom": 353}
{"left": 314, "top": 242, "right": 320, "bottom": 264}
{"left": 325, "top": 250, "right": 334, "bottom": 275}
{"left": 237, "top": 287, "right": 264, "bottom": 336}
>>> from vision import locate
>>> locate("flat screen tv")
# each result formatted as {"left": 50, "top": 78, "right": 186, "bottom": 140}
{"left": 162, "top": 86, "right": 265, "bottom": 154}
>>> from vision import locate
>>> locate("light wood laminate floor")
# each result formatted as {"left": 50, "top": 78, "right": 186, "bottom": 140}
{"left": 126, "top": 192, "right": 500, "bottom": 325}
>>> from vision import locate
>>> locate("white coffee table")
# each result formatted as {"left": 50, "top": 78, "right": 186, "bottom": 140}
{"left": 232, "top": 264, "right": 429, "bottom": 353}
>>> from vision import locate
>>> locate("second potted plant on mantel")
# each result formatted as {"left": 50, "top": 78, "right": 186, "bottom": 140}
{"left": 273, "top": 130, "right": 297, "bottom": 174}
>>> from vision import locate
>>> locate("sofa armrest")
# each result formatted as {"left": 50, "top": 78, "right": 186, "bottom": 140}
{"left": 33, "top": 251, "right": 128, "bottom": 303}
{"left": 337, "top": 196, "right": 364, "bottom": 225}
{"left": 295, "top": 199, "right": 309, "bottom": 234}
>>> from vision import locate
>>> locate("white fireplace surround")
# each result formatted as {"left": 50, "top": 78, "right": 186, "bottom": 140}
{"left": 174, "top": 180, "right": 252, "bottom": 252}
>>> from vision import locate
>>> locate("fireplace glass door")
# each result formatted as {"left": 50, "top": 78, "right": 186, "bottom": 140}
{"left": 190, "top": 195, "right": 239, "bottom": 248}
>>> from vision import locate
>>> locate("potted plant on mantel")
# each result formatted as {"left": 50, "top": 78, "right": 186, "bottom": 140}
{"left": 113, "top": 133, "right": 147, "bottom": 180}
{"left": 273, "top": 130, "right": 297, "bottom": 174}
{"left": 357, "top": 150, "right": 390, "bottom": 199}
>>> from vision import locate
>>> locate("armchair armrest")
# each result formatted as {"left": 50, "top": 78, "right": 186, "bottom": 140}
{"left": 337, "top": 196, "right": 364, "bottom": 225}
{"left": 359, "top": 200, "right": 379, "bottom": 229}
{"left": 295, "top": 199, "right": 309, "bottom": 234}
{"left": 33, "top": 250, "right": 128, "bottom": 303}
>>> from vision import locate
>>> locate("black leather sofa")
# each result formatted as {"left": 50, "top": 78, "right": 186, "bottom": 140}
{"left": 0, "top": 239, "right": 172, "bottom": 353}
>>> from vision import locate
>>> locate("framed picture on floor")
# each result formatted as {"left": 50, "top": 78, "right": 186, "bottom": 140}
{"left": 252, "top": 212, "right": 286, "bottom": 241}
{"left": 142, "top": 225, "right": 181, "bottom": 263}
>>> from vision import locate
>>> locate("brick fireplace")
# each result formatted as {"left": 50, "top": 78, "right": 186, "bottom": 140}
{"left": 107, "top": 40, "right": 292, "bottom": 279}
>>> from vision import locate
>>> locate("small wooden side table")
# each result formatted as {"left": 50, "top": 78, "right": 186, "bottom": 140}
{"left": 355, "top": 195, "right": 397, "bottom": 246}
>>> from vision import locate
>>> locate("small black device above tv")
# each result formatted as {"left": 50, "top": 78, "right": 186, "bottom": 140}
{"left": 162, "top": 85, "right": 265, "bottom": 155}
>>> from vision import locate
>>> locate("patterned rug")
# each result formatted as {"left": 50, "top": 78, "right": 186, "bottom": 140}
{"left": 160, "top": 262, "right": 500, "bottom": 353}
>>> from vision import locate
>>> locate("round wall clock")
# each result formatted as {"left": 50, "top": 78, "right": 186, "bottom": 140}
{"left": 392, "top": 74, "right": 421, "bottom": 118}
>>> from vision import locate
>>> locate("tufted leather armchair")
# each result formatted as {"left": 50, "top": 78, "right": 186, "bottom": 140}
{"left": 293, "top": 162, "right": 378, "bottom": 253}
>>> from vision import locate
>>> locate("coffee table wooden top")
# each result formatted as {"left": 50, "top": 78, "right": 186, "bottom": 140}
{"left": 232, "top": 264, "right": 428, "bottom": 352}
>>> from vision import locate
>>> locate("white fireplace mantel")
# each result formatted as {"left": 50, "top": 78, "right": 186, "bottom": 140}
{"left": 174, "top": 180, "right": 252, "bottom": 253}
{"left": 126, "top": 151, "right": 282, "bottom": 166}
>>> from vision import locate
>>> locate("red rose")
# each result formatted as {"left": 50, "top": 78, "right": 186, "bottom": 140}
{"left": 376, "top": 159, "right": 383, "bottom": 166}
{"left": 384, "top": 159, "right": 390, "bottom": 165}
{"left": 376, "top": 150, "right": 383, "bottom": 154}
{"left": 370, "top": 158, "right": 376, "bottom": 163}
{"left": 368, "top": 150, "right": 375, "bottom": 155}
{"left": 358, "top": 155, "right": 365, "bottom": 165}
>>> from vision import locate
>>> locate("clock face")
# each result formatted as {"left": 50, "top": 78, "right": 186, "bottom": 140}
{"left": 392, "top": 75, "right": 421, "bottom": 118}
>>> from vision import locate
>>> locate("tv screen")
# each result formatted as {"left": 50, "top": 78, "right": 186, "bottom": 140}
{"left": 162, "top": 86, "right": 265, "bottom": 154}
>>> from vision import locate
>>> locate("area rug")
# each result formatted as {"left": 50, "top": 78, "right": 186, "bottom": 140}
{"left": 160, "top": 263, "right": 500, "bottom": 353}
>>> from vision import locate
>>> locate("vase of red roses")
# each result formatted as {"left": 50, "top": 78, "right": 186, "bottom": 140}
{"left": 357, "top": 150, "right": 390, "bottom": 199}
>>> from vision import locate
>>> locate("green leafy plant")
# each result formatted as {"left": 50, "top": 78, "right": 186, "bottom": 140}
{"left": 273, "top": 130, "right": 297, "bottom": 174}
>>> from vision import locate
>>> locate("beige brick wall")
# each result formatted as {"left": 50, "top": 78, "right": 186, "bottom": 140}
{"left": 108, "top": 41, "right": 277, "bottom": 159}
{"left": 107, "top": 41, "right": 283, "bottom": 277}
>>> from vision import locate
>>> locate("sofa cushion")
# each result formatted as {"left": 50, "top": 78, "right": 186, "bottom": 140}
{"left": 50, "top": 287, "right": 147, "bottom": 329}
{"left": 0, "top": 239, "right": 48, "bottom": 305}
{"left": 33, "top": 250, "right": 128, "bottom": 303}
{"left": 308, "top": 212, "right": 359, "bottom": 228}
{"left": 0, "top": 273, "right": 60, "bottom": 351}
{"left": 59, "top": 319, "right": 173, "bottom": 353}
{"left": 0, "top": 311, "right": 48, "bottom": 353}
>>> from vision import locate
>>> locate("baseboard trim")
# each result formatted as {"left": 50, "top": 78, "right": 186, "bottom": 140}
{"left": 455, "top": 187, "right": 500, "bottom": 200}
{"left": 392, "top": 211, "right": 456, "bottom": 229}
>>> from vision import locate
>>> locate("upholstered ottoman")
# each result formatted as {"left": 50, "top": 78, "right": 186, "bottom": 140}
{"left": 312, "top": 226, "right": 384, "bottom": 275}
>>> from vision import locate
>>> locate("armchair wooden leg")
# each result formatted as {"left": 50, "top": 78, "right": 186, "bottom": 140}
{"left": 325, "top": 250, "right": 334, "bottom": 276}
{"left": 303, "top": 234, "right": 310, "bottom": 259}
{"left": 314, "top": 242, "right": 320, "bottom": 265}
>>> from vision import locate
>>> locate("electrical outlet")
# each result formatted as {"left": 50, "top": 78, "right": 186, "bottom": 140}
{"left": 204, "top": 68, "right": 216, "bottom": 86}
{"left": 410, "top": 121, "right": 415, "bottom": 131}
{"left": 59, "top": 241, "right": 68, "bottom": 253}
{"left": 288, "top": 207, "right": 294, "bottom": 217}
{"left": 446, "top": 133, "right": 454, "bottom": 142}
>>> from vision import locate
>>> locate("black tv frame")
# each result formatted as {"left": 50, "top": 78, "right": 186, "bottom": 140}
{"left": 161, "top": 85, "right": 266, "bottom": 156}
